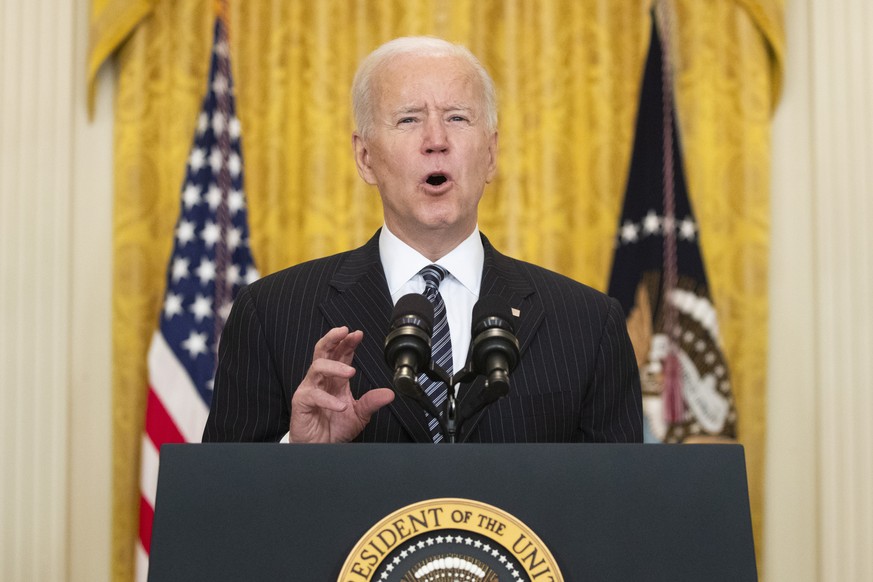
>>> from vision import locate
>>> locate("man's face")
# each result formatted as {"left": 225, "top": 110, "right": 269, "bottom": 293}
{"left": 353, "top": 53, "right": 498, "bottom": 250}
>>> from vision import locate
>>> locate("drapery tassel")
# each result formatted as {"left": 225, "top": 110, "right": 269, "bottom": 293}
{"left": 662, "top": 348, "right": 684, "bottom": 424}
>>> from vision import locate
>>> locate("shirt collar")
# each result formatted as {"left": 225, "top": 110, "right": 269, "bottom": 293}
{"left": 379, "top": 225, "right": 483, "bottom": 296}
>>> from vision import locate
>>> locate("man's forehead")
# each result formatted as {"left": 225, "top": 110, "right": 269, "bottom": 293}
{"left": 374, "top": 56, "right": 481, "bottom": 104}
{"left": 377, "top": 54, "right": 476, "bottom": 86}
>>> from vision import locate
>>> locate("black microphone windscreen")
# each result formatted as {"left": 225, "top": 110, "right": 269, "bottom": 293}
{"left": 472, "top": 295, "right": 514, "bottom": 331}
{"left": 393, "top": 293, "right": 435, "bottom": 328}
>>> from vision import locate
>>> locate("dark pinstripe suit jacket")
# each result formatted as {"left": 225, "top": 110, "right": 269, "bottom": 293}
{"left": 203, "top": 231, "right": 643, "bottom": 443}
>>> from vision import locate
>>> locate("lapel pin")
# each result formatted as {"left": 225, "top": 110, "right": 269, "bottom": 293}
{"left": 511, "top": 308, "right": 521, "bottom": 317}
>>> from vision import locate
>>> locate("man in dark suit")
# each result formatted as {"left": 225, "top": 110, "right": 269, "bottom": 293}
{"left": 203, "top": 37, "right": 642, "bottom": 444}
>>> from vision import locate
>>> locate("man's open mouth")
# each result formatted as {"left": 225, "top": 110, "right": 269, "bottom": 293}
{"left": 425, "top": 173, "right": 448, "bottom": 186}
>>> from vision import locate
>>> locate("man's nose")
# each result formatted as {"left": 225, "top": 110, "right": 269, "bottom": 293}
{"left": 421, "top": 118, "right": 449, "bottom": 154}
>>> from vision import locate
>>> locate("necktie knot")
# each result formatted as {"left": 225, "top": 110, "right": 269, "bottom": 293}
{"left": 419, "top": 264, "right": 449, "bottom": 296}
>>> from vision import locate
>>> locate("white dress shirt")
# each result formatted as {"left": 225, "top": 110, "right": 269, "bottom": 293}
{"left": 379, "top": 224, "right": 484, "bottom": 376}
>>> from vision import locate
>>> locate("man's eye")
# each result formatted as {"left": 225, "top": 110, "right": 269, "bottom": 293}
{"left": 448, "top": 115, "right": 467, "bottom": 122}
{"left": 398, "top": 117, "right": 417, "bottom": 124}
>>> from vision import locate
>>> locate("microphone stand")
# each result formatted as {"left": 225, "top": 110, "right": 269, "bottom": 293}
{"left": 418, "top": 364, "right": 455, "bottom": 443}
{"left": 420, "top": 363, "right": 480, "bottom": 444}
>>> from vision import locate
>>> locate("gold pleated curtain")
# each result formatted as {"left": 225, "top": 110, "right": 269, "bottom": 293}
{"left": 88, "top": 1, "right": 783, "bottom": 579}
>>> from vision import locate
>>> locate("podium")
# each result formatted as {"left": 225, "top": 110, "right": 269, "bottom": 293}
{"left": 148, "top": 443, "right": 756, "bottom": 581}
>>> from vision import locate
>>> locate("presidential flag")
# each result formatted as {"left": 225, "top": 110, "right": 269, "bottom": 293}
{"left": 607, "top": 14, "right": 737, "bottom": 443}
{"left": 136, "top": 15, "right": 258, "bottom": 579}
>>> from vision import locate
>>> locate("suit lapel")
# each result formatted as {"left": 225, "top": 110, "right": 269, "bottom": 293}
{"left": 318, "top": 232, "right": 433, "bottom": 443}
{"left": 478, "top": 237, "right": 545, "bottom": 356}
{"left": 459, "top": 235, "right": 545, "bottom": 441}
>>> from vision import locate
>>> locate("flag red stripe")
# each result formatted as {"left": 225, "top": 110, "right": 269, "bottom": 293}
{"left": 145, "top": 385, "right": 186, "bottom": 447}
{"left": 139, "top": 495, "right": 155, "bottom": 553}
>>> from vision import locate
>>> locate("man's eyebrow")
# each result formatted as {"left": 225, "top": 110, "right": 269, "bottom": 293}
{"left": 444, "top": 106, "right": 479, "bottom": 119}
{"left": 392, "top": 104, "right": 475, "bottom": 115}
{"left": 393, "top": 106, "right": 425, "bottom": 115}
{"left": 442, "top": 103, "right": 473, "bottom": 112}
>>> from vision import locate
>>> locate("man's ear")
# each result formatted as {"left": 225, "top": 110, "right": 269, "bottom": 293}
{"left": 353, "top": 133, "right": 378, "bottom": 185}
{"left": 485, "top": 131, "right": 499, "bottom": 183}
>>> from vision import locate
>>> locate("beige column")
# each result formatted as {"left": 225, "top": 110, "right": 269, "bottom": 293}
{"left": 0, "top": 0, "right": 113, "bottom": 579}
{"left": 766, "top": 0, "right": 873, "bottom": 580}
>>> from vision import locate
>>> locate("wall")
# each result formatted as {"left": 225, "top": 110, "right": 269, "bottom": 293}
{"left": 765, "top": 0, "right": 873, "bottom": 580}
{"left": 0, "top": 0, "right": 113, "bottom": 579}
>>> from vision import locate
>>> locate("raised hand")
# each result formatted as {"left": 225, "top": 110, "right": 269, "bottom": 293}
{"left": 289, "top": 327, "right": 394, "bottom": 443}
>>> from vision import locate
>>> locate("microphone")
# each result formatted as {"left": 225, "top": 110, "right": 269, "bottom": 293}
{"left": 384, "top": 293, "right": 434, "bottom": 398}
{"left": 470, "top": 296, "right": 520, "bottom": 398}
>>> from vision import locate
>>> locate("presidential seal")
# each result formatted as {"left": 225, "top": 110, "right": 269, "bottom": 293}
{"left": 338, "top": 498, "right": 563, "bottom": 582}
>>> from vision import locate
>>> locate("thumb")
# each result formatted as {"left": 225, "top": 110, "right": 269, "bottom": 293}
{"left": 355, "top": 388, "right": 395, "bottom": 421}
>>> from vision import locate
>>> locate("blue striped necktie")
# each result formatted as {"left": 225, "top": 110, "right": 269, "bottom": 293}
{"left": 418, "top": 264, "right": 452, "bottom": 443}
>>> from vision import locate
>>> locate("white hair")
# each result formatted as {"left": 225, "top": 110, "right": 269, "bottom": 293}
{"left": 351, "top": 36, "right": 497, "bottom": 138}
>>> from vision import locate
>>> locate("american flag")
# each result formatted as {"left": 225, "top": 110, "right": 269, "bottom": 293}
{"left": 136, "top": 17, "right": 257, "bottom": 580}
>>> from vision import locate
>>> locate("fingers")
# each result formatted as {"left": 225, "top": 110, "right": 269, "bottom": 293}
{"left": 300, "top": 386, "right": 349, "bottom": 413}
{"left": 312, "top": 327, "right": 364, "bottom": 364}
{"left": 355, "top": 388, "right": 395, "bottom": 421}
{"left": 300, "top": 357, "right": 356, "bottom": 396}
{"left": 290, "top": 328, "right": 390, "bottom": 444}
{"left": 299, "top": 327, "right": 364, "bottom": 402}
